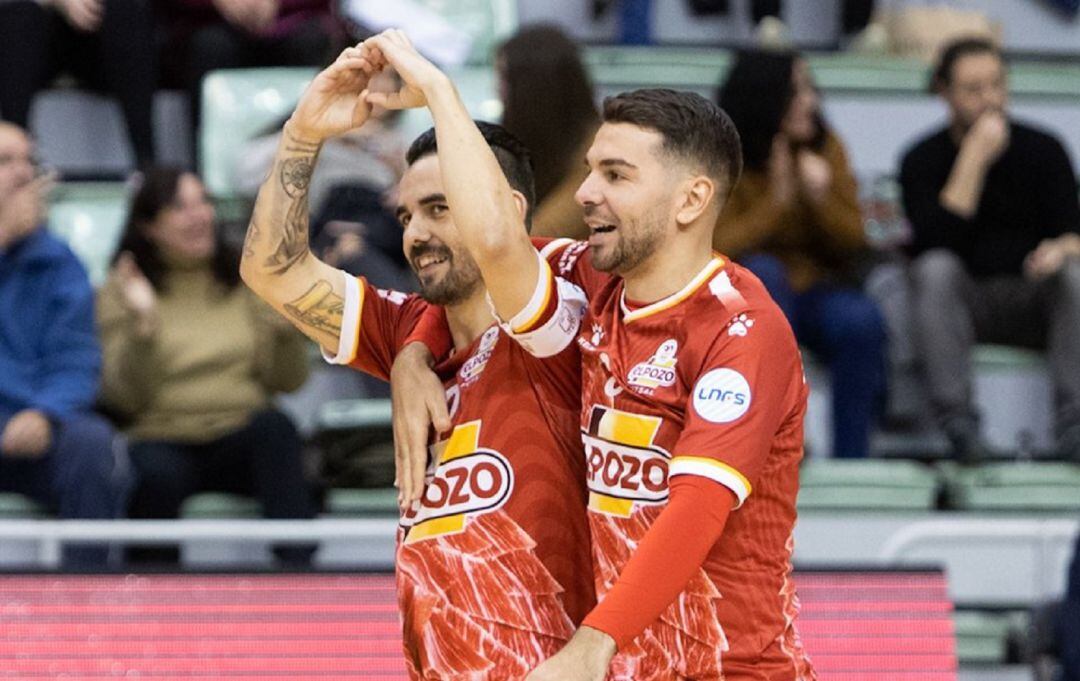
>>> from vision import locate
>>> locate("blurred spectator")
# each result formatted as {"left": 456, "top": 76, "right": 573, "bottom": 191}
{"left": 1061, "top": 529, "right": 1080, "bottom": 681}
{"left": 0, "top": 122, "right": 128, "bottom": 569}
{"left": 716, "top": 49, "right": 886, "bottom": 459}
{"left": 0, "top": 0, "right": 157, "bottom": 169}
{"left": 157, "top": 0, "right": 342, "bottom": 159}
{"left": 497, "top": 24, "right": 598, "bottom": 239}
{"left": 97, "top": 167, "right": 315, "bottom": 565}
{"left": 900, "top": 37, "right": 1080, "bottom": 462}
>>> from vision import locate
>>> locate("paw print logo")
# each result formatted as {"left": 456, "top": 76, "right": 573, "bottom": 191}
{"left": 727, "top": 313, "right": 755, "bottom": 337}
{"left": 591, "top": 323, "right": 605, "bottom": 347}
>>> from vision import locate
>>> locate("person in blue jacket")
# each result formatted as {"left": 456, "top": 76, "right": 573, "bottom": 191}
{"left": 0, "top": 122, "right": 128, "bottom": 569}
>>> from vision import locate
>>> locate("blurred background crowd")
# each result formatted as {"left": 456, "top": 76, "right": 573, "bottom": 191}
{"left": 1, "top": 1, "right": 1080, "bottom": 679}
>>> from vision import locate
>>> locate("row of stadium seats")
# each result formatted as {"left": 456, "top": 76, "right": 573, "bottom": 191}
{"left": 31, "top": 46, "right": 1080, "bottom": 184}
{"left": 800, "top": 459, "right": 1080, "bottom": 513}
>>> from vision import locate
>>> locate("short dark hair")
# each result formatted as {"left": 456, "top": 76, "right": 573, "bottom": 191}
{"left": 931, "top": 36, "right": 1002, "bottom": 93}
{"left": 602, "top": 88, "right": 743, "bottom": 197}
{"left": 405, "top": 121, "right": 536, "bottom": 228}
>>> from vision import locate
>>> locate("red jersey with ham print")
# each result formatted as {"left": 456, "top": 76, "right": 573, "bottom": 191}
{"left": 324, "top": 254, "right": 595, "bottom": 680}
{"left": 507, "top": 239, "right": 816, "bottom": 681}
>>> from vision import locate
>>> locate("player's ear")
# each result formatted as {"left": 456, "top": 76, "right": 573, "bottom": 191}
{"left": 510, "top": 189, "right": 529, "bottom": 226}
{"left": 675, "top": 174, "right": 716, "bottom": 227}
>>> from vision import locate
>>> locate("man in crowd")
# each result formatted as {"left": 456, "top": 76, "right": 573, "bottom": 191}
{"left": 900, "top": 37, "right": 1080, "bottom": 462}
{"left": 0, "top": 121, "right": 127, "bottom": 568}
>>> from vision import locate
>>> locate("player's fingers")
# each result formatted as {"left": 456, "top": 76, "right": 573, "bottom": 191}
{"left": 363, "top": 91, "right": 401, "bottom": 109}
{"left": 428, "top": 392, "right": 451, "bottom": 435}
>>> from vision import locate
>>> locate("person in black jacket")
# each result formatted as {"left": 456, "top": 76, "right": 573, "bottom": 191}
{"left": 899, "top": 37, "right": 1080, "bottom": 462}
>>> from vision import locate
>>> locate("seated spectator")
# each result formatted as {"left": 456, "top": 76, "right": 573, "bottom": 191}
{"left": 497, "top": 24, "right": 599, "bottom": 239}
{"left": 97, "top": 167, "right": 315, "bottom": 565}
{"left": 0, "top": 0, "right": 157, "bottom": 168}
{"left": 158, "top": 0, "right": 343, "bottom": 160}
{"left": 900, "top": 37, "right": 1080, "bottom": 462}
{"left": 715, "top": 48, "right": 886, "bottom": 459}
{"left": 0, "top": 122, "right": 128, "bottom": 569}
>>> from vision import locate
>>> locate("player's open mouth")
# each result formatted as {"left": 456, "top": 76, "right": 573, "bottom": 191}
{"left": 591, "top": 224, "right": 616, "bottom": 234}
{"left": 414, "top": 254, "right": 448, "bottom": 271}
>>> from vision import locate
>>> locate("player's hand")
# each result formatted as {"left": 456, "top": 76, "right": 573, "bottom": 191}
{"left": 965, "top": 111, "right": 1009, "bottom": 166}
{"left": 110, "top": 252, "right": 159, "bottom": 338}
{"left": 361, "top": 30, "right": 450, "bottom": 111}
{"left": 287, "top": 44, "right": 381, "bottom": 143}
{"left": 0, "top": 173, "right": 53, "bottom": 250}
{"left": 797, "top": 150, "right": 832, "bottom": 205}
{"left": 390, "top": 342, "right": 451, "bottom": 510}
{"left": 54, "top": 0, "right": 103, "bottom": 32}
{"left": 1025, "top": 234, "right": 1080, "bottom": 281}
{"left": 526, "top": 627, "right": 616, "bottom": 681}
{"left": 1, "top": 410, "right": 53, "bottom": 459}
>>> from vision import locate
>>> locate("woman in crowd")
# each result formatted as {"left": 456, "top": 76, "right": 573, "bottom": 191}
{"left": 98, "top": 167, "right": 315, "bottom": 564}
{"left": 498, "top": 24, "right": 599, "bottom": 239}
{"left": 716, "top": 49, "right": 886, "bottom": 459}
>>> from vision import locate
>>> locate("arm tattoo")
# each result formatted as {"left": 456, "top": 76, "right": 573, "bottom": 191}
{"left": 264, "top": 152, "right": 316, "bottom": 274}
{"left": 243, "top": 218, "right": 259, "bottom": 258}
{"left": 284, "top": 280, "right": 344, "bottom": 335}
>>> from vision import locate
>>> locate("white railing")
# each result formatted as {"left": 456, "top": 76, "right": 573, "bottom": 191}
{"left": 0, "top": 519, "right": 399, "bottom": 568}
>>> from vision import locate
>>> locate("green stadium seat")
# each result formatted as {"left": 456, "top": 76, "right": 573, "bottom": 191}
{"left": 316, "top": 398, "right": 393, "bottom": 431}
{"left": 325, "top": 488, "right": 399, "bottom": 517}
{"left": 953, "top": 610, "right": 1015, "bottom": 665}
{"left": 179, "top": 492, "right": 261, "bottom": 519}
{"left": 582, "top": 47, "right": 1080, "bottom": 97}
{"left": 0, "top": 493, "right": 48, "bottom": 519}
{"left": 47, "top": 182, "right": 129, "bottom": 286}
{"left": 412, "top": 0, "right": 517, "bottom": 65}
{"left": 944, "top": 462, "right": 1080, "bottom": 512}
{"left": 797, "top": 459, "right": 939, "bottom": 511}
{"left": 973, "top": 344, "right": 1047, "bottom": 370}
{"left": 199, "top": 67, "right": 316, "bottom": 199}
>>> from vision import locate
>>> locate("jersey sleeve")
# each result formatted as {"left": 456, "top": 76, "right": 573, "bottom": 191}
{"left": 535, "top": 237, "right": 610, "bottom": 296}
{"left": 488, "top": 246, "right": 588, "bottom": 358}
{"left": 669, "top": 305, "right": 803, "bottom": 508}
{"left": 323, "top": 271, "right": 431, "bottom": 381}
{"left": 402, "top": 303, "right": 453, "bottom": 360}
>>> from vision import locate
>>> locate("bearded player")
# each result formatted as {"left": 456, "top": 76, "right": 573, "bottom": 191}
{"left": 240, "top": 47, "right": 597, "bottom": 679}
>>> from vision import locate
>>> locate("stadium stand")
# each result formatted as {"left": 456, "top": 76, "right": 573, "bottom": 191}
{"left": 6, "top": 2, "right": 1079, "bottom": 674}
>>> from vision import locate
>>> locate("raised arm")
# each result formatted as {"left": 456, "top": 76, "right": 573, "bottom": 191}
{"left": 240, "top": 45, "right": 379, "bottom": 352}
{"left": 363, "top": 31, "right": 542, "bottom": 323}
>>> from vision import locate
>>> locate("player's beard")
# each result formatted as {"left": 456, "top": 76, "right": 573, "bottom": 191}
{"left": 590, "top": 202, "right": 668, "bottom": 274}
{"left": 411, "top": 243, "right": 482, "bottom": 306}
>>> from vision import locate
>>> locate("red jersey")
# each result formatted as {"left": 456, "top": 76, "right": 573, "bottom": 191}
{"left": 507, "top": 240, "right": 815, "bottom": 680}
{"left": 325, "top": 259, "right": 595, "bottom": 680}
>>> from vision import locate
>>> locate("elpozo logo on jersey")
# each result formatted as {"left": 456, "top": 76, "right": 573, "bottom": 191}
{"left": 582, "top": 406, "right": 670, "bottom": 517}
{"left": 627, "top": 339, "right": 679, "bottom": 390}
{"left": 458, "top": 326, "right": 499, "bottom": 386}
{"left": 692, "top": 368, "right": 752, "bottom": 423}
{"left": 402, "top": 421, "right": 514, "bottom": 543}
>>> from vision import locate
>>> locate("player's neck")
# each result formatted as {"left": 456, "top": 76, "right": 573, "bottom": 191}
{"left": 623, "top": 232, "right": 714, "bottom": 304}
{"left": 444, "top": 291, "right": 496, "bottom": 351}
